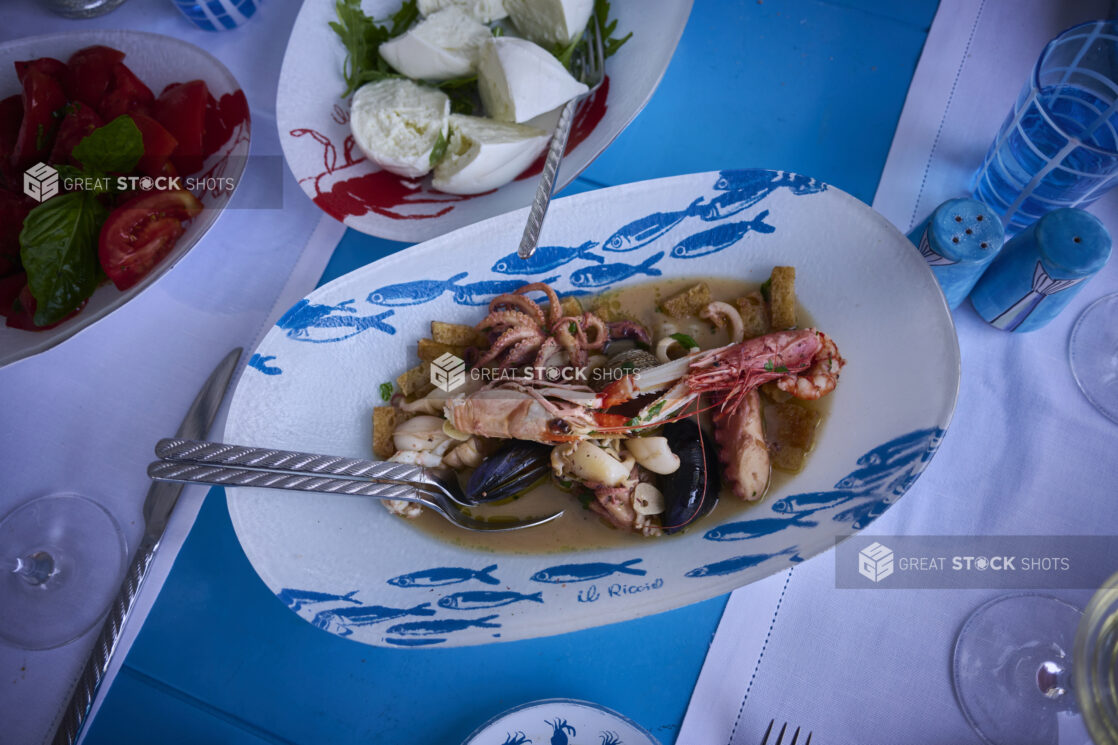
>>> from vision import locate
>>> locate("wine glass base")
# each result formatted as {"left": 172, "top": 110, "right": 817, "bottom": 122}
{"left": 0, "top": 494, "right": 127, "bottom": 650}
{"left": 953, "top": 594, "right": 1084, "bottom": 745}
{"left": 1069, "top": 292, "right": 1118, "bottom": 424}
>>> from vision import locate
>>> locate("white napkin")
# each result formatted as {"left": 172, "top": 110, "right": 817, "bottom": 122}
{"left": 0, "top": 2, "right": 345, "bottom": 743}
{"left": 678, "top": 1, "right": 1118, "bottom": 743}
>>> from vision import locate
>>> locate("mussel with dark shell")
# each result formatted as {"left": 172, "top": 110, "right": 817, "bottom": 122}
{"left": 659, "top": 419, "right": 721, "bottom": 533}
{"left": 464, "top": 440, "right": 552, "bottom": 505}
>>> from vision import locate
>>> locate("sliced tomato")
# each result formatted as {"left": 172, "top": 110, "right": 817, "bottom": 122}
{"left": 0, "top": 189, "right": 33, "bottom": 274}
{"left": 10, "top": 66, "right": 67, "bottom": 171}
{"left": 0, "top": 273, "right": 27, "bottom": 317}
{"left": 48, "top": 102, "right": 104, "bottom": 166}
{"left": 15, "top": 57, "right": 73, "bottom": 99}
{"left": 154, "top": 80, "right": 208, "bottom": 176}
{"left": 0, "top": 95, "right": 23, "bottom": 187}
{"left": 98, "top": 61, "right": 154, "bottom": 121}
{"left": 202, "top": 89, "right": 248, "bottom": 158}
{"left": 131, "top": 113, "right": 178, "bottom": 178}
{"left": 98, "top": 190, "right": 203, "bottom": 291}
{"left": 67, "top": 45, "right": 126, "bottom": 108}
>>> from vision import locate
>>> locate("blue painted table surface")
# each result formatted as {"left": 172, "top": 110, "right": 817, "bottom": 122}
{"left": 84, "top": 2, "right": 939, "bottom": 743}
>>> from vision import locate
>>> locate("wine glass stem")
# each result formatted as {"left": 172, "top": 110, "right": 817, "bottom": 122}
{"left": 12, "top": 551, "right": 55, "bottom": 586}
{"left": 1037, "top": 659, "right": 1071, "bottom": 700}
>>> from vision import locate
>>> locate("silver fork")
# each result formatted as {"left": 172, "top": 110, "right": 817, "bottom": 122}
{"left": 518, "top": 13, "right": 606, "bottom": 259}
{"left": 147, "top": 438, "right": 564, "bottom": 532}
{"left": 760, "top": 721, "right": 813, "bottom": 745}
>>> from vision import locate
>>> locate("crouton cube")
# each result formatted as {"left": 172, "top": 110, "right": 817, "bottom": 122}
{"left": 430, "top": 321, "right": 485, "bottom": 347}
{"left": 661, "top": 282, "right": 712, "bottom": 318}
{"left": 372, "top": 406, "right": 397, "bottom": 459}
{"left": 768, "top": 266, "right": 796, "bottom": 330}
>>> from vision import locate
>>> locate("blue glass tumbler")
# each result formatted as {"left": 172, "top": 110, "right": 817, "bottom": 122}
{"left": 171, "top": 0, "right": 260, "bottom": 31}
{"left": 972, "top": 20, "right": 1118, "bottom": 233}
{"left": 969, "top": 208, "right": 1111, "bottom": 333}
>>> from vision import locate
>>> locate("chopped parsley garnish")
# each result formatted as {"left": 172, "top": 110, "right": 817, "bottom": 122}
{"left": 379, "top": 382, "right": 394, "bottom": 401}
{"left": 763, "top": 359, "right": 789, "bottom": 374}
{"left": 669, "top": 332, "right": 697, "bottom": 349}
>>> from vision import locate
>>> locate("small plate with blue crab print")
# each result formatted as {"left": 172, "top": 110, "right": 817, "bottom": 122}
{"left": 224, "top": 169, "right": 961, "bottom": 648}
{"left": 460, "top": 699, "right": 658, "bottom": 745}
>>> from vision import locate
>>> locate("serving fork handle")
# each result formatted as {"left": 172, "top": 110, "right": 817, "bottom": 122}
{"left": 518, "top": 98, "right": 577, "bottom": 260}
{"left": 155, "top": 438, "right": 429, "bottom": 486}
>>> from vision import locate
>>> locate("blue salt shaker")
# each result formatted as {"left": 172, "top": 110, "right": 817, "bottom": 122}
{"left": 969, "top": 208, "right": 1111, "bottom": 332}
{"left": 907, "top": 198, "right": 1005, "bottom": 308}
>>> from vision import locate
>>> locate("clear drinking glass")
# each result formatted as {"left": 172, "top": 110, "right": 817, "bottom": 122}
{"left": 0, "top": 493, "right": 126, "bottom": 650}
{"left": 1069, "top": 292, "right": 1118, "bottom": 424}
{"left": 972, "top": 20, "right": 1118, "bottom": 233}
{"left": 40, "top": 0, "right": 129, "bottom": 18}
{"left": 953, "top": 573, "right": 1118, "bottom": 745}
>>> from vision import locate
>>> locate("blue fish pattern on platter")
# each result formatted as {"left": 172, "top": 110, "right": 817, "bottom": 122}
{"left": 388, "top": 564, "right": 501, "bottom": 588}
{"left": 531, "top": 559, "right": 645, "bottom": 584}
{"left": 387, "top": 613, "right": 501, "bottom": 636}
{"left": 670, "top": 211, "right": 775, "bottom": 259}
{"left": 437, "top": 590, "right": 544, "bottom": 610}
{"left": 701, "top": 170, "right": 827, "bottom": 220}
{"left": 276, "top": 299, "right": 396, "bottom": 342}
{"left": 452, "top": 276, "right": 560, "bottom": 305}
{"left": 384, "top": 636, "right": 447, "bottom": 647}
{"left": 703, "top": 513, "right": 818, "bottom": 542}
{"left": 312, "top": 602, "right": 436, "bottom": 636}
{"left": 702, "top": 428, "right": 945, "bottom": 548}
{"left": 248, "top": 353, "right": 282, "bottom": 375}
{"left": 685, "top": 547, "right": 798, "bottom": 578}
{"left": 569, "top": 253, "right": 663, "bottom": 288}
{"left": 367, "top": 272, "right": 469, "bottom": 307}
{"left": 491, "top": 241, "right": 601, "bottom": 274}
{"left": 602, "top": 197, "right": 704, "bottom": 252}
{"left": 277, "top": 588, "right": 359, "bottom": 611}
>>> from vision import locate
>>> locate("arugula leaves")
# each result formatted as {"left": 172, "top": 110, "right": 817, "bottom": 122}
{"left": 557, "top": 0, "right": 632, "bottom": 71}
{"left": 331, "top": 0, "right": 419, "bottom": 97}
{"left": 18, "top": 114, "right": 144, "bottom": 326}
{"left": 20, "top": 192, "right": 108, "bottom": 327}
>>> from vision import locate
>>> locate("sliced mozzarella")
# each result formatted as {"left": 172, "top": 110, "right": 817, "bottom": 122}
{"left": 417, "top": 0, "right": 508, "bottom": 23}
{"left": 379, "top": 7, "right": 492, "bottom": 81}
{"left": 432, "top": 114, "right": 548, "bottom": 194}
{"left": 505, "top": 0, "right": 593, "bottom": 46}
{"left": 349, "top": 79, "right": 449, "bottom": 178}
{"left": 477, "top": 36, "right": 588, "bottom": 123}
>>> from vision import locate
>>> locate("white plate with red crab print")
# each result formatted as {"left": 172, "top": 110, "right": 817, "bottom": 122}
{"left": 223, "top": 168, "right": 960, "bottom": 648}
{"left": 275, "top": 0, "right": 692, "bottom": 242}
{"left": 460, "top": 699, "right": 658, "bottom": 745}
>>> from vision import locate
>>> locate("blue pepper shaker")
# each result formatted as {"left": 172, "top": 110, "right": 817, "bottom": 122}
{"left": 907, "top": 198, "right": 1005, "bottom": 308}
{"left": 969, "top": 208, "right": 1111, "bottom": 332}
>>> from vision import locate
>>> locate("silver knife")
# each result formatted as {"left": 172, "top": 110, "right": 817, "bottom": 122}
{"left": 49, "top": 347, "right": 242, "bottom": 745}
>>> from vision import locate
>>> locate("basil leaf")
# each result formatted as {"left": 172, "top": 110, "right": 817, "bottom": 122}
{"left": 19, "top": 191, "right": 108, "bottom": 327}
{"left": 72, "top": 115, "right": 143, "bottom": 175}
{"left": 429, "top": 128, "right": 449, "bottom": 167}
{"left": 669, "top": 332, "right": 698, "bottom": 349}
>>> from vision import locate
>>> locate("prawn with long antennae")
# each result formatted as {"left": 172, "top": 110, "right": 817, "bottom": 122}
{"left": 443, "top": 328, "right": 844, "bottom": 443}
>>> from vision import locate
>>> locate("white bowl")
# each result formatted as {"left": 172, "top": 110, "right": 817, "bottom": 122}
{"left": 224, "top": 169, "right": 960, "bottom": 648}
{"left": 0, "top": 30, "right": 250, "bottom": 368}
{"left": 276, "top": 0, "right": 693, "bottom": 241}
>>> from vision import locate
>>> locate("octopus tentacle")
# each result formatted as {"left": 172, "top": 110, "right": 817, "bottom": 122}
{"left": 476, "top": 309, "right": 539, "bottom": 332}
{"left": 501, "top": 337, "right": 543, "bottom": 368}
{"left": 582, "top": 313, "right": 609, "bottom": 350}
{"left": 515, "top": 283, "right": 562, "bottom": 326}
{"left": 608, "top": 320, "right": 652, "bottom": 346}
{"left": 476, "top": 326, "right": 542, "bottom": 367}
{"left": 488, "top": 294, "right": 545, "bottom": 328}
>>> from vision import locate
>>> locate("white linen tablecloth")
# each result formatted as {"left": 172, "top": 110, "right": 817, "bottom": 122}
{"left": 678, "top": 1, "right": 1118, "bottom": 743}
{"left": 0, "top": 2, "right": 345, "bottom": 743}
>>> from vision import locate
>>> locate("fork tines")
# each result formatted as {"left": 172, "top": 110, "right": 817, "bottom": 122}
{"left": 760, "top": 719, "right": 813, "bottom": 745}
